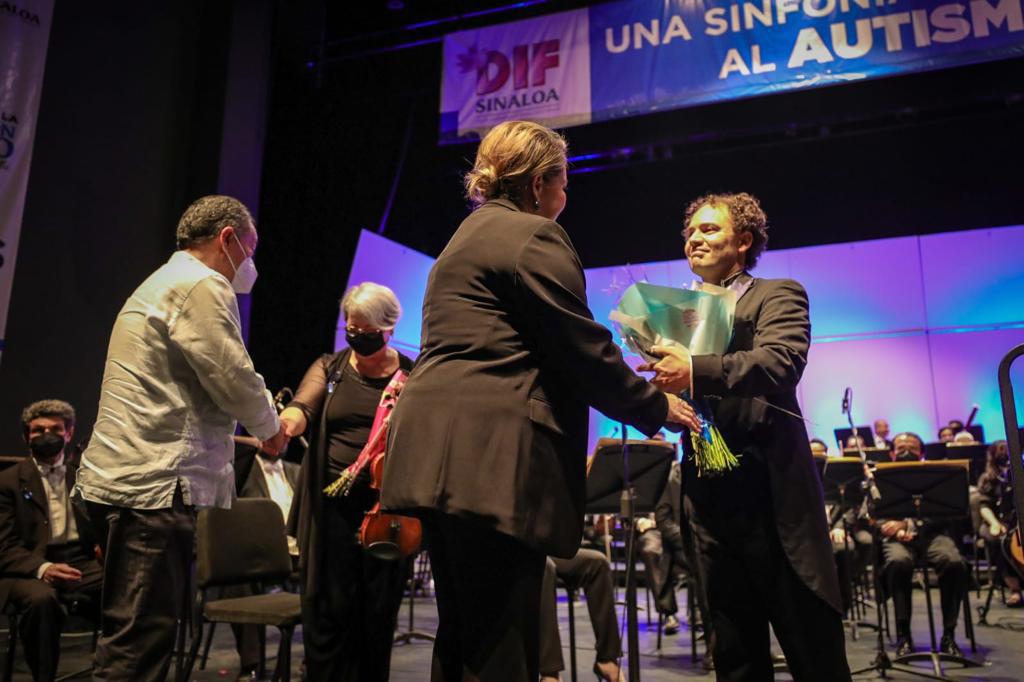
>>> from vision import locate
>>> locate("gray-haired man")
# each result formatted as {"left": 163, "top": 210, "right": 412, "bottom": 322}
{"left": 76, "top": 195, "right": 286, "bottom": 680}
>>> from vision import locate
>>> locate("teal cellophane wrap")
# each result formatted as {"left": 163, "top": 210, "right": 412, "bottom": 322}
{"left": 611, "top": 281, "right": 740, "bottom": 477}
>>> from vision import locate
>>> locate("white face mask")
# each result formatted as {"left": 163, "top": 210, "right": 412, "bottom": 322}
{"left": 224, "top": 232, "right": 258, "bottom": 295}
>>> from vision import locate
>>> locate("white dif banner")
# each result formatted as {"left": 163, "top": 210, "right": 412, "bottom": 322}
{"left": 0, "top": 1, "right": 54, "bottom": 363}
{"left": 440, "top": 8, "right": 591, "bottom": 142}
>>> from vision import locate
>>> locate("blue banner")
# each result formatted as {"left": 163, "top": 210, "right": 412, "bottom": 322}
{"left": 440, "top": 0, "right": 1024, "bottom": 143}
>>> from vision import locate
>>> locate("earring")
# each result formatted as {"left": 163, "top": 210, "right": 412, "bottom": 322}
{"left": 533, "top": 199, "right": 540, "bottom": 210}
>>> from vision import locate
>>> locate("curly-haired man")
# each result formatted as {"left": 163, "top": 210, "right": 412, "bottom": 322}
{"left": 641, "top": 192, "right": 851, "bottom": 680}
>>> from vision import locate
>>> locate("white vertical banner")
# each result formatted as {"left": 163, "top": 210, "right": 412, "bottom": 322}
{"left": 0, "top": 1, "right": 54, "bottom": 364}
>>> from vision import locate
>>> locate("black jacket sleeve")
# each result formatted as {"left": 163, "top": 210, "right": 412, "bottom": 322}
{"left": 691, "top": 279, "right": 810, "bottom": 399}
{"left": 513, "top": 221, "right": 668, "bottom": 436}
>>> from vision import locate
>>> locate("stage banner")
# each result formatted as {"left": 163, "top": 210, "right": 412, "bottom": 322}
{"left": 440, "top": 8, "right": 592, "bottom": 142}
{"left": 0, "top": 1, "right": 54, "bottom": 363}
{"left": 440, "top": 0, "right": 1024, "bottom": 143}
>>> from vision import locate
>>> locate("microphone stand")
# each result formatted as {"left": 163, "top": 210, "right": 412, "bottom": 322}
{"left": 619, "top": 425, "right": 641, "bottom": 682}
{"left": 842, "top": 389, "right": 909, "bottom": 679}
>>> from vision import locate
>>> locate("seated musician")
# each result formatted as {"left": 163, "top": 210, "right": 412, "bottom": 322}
{"left": 827, "top": 498, "right": 873, "bottom": 617}
{"left": 809, "top": 438, "right": 829, "bottom": 458}
{"left": 879, "top": 432, "right": 968, "bottom": 657}
{"left": 637, "top": 459, "right": 686, "bottom": 635}
{"left": 974, "top": 440, "right": 1021, "bottom": 607}
{"left": 538, "top": 547, "right": 622, "bottom": 682}
{"left": 938, "top": 426, "right": 956, "bottom": 444}
{"left": 0, "top": 400, "right": 102, "bottom": 682}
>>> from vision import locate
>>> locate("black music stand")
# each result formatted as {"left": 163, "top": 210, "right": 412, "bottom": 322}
{"left": 845, "top": 447, "right": 891, "bottom": 463}
{"left": 586, "top": 437, "right": 674, "bottom": 682}
{"left": 822, "top": 458, "right": 877, "bottom": 639}
{"left": 923, "top": 442, "right": 949, "bottom": 461}
{"left": 852, "top": 462, "right": 982, "bottom": 680}
{"left": 836, "top": 425, "right": 873, "bottom": 450}
{"left": 943, "top": 444, "right": 988, "bottom": 485}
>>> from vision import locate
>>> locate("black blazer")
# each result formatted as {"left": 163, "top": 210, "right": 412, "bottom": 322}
{"left": 235, "top": 444, "right": 300, "bottom": 500}
{"left": 0, "top": 457, "right": 96, "bottom": 608}
{"left": 684, "top": 275, "right": 843, "bottom": 614}
{"left": 381, "top": 199, "right": 668, "bottom": 558}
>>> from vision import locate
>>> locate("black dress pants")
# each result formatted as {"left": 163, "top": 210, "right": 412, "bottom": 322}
{"left": 87, "top": 485, "right": 194, "bottom": 682}
{"left": 301, "top": 496, "right": 406, "bottom": 682}
{"left": 538, "top": 549, "right": 621, "bottom": 675}
{"left": 638, "top": 529, "right": 689, "bottom": 616}
{"left": 424, "top": 512, "right": 545, "bottom": 682}
{"left": 5, "top": 543, "right": 101, "bottom": 682}
{"left": 882, "top": 533, "right": 966, "bottom": 639}
{"left": 685, "top": 458, "right": 851, "bottom": 682}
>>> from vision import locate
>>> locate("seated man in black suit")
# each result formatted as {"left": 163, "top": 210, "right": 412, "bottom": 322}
{"left": 879, "top": 432, "right": 968, "bottom": 657}
{"left": 230, "top": 440, "right": 300, "bottom": 679}
{"left": 538, "top": 548, "right": 621, "bottom": 682}
{"left": 637, "top": 459, "right": 686, "bottom": 634}
{"left": 0, "top": 400, "right": 101, "bottom": 682}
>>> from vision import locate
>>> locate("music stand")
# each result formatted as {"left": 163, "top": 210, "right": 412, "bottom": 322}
{"left": 943, "top": 443, "right": 988, "bottom": 485}
{"left": 853, "top": 461, "right": 982, "bottom": 680}
{"left": 836, "top": 426, "right": 873, "bottom": 450}
{"left": 822, "top": 458, "right": 877, "bottom": 639}
{"left": 586, "top": 437, "right": 674, "bottom": 681}
{"left": 923, "top": 442, "right": 949, "bottom": 461}
{"left": 845, "top": 447, "right": 891, "bottom": 463}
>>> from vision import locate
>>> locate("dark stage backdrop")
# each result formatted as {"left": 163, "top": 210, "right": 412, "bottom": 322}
{"left": 250, "top": 6, "right": 1024, "bottom": 400}
{"left": 2, "top": 2, "right": 1021, "bottom": 454}
{"left": 0, "top": 1, "right": 235, "bottom": 454}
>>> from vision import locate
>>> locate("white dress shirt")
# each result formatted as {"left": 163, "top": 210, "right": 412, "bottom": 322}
{"left": 34, "top": 453, "right": 81, "bottom": 579}
{"left": 257, "top": 455, "right": 294, "bottom": 522}
{"left": 76, "top": 250, "right": 279, "bottom": 510}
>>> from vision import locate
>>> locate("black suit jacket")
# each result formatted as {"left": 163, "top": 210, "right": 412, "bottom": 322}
{"left": 235, "top": 444, "right": 300, "bottom": 500}
{"left": 0, "top": 457, "right": 96, "bottom": 609}
{"left": 381, "top": 199, "right": 668, "bottom": 558}
{"left": 683, "top": 275, "right": 843, "bottom": 613}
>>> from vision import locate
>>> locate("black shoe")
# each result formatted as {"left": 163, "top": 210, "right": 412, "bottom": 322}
{"left": 895, "top": 638, "right": 914, "bottom": 657}
{"left": 663, "top": 614, "right": 680, "bottom": 635}
{"left": 940, "top": 635, "right": 963, "bottom": 658}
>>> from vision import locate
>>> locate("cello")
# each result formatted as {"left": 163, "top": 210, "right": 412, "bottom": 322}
{"left": 323, "top": 370, "right": 422, "bottom": 561}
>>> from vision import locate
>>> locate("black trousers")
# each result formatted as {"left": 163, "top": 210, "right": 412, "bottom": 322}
{"left": 5, "top": 543, "right": 102, "bottom": 682}
{"left": 87, "top": 485, "right": 194, "bottom": 682}
{"left": 301, "top": 497, "right": 405, "bottom": 682}
{"left": 882, "top": 533, "right": 966, "bottom": 638}
{"left": 832, "top": 528, "right": 874, "bottom": 616}
{"left": 637, "top": 529, "right": 688, "bottom": 616}
{"left": 538, "top": 549, "right": 621, "bottom": 675}
{"left": 424, "top": 512, "right": 545, "bottom": 682}
{"left": 685, "top": 459, "right": 851, "bottom": 682}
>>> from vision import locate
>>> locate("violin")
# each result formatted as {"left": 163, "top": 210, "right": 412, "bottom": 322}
{"left": 324, "top": 370, "right": 421, "bottom": 561}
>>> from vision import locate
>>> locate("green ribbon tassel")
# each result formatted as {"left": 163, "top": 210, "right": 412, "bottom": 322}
{"left": 687, "top": 397, "right": 741, "bottom": 477}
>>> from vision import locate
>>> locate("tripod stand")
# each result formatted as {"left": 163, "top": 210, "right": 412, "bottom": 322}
{"left": 393, "top": 551, "right": 435, "bottom": 645}
{"left": 852, "top": 460, "right": 982, "bottom": 680}
{"left": 586, "top": 436, "right": 674, "bottom": 682}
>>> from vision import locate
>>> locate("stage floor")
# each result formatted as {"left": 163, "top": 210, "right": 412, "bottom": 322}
{"left": 8, "top": 586, "right": 1024, "bottom": 680}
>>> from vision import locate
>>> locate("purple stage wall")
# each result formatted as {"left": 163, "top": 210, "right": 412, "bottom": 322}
{"left": 343, "top": 224, "right": 1024, "bottom": 455}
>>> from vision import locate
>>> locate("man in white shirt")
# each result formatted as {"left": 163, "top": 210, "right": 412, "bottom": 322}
{"left": 0, "top": 400, "right": 102, "bottom": 682}
{"left": 76, "top": 196, "right": 287, "bottom": 680}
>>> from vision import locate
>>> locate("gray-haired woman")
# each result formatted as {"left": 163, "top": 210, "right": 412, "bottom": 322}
{"left": 280, "top": 281, "right": 414, "bottom": 681}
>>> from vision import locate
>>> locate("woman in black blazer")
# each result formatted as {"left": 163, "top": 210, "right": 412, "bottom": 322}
{"left": 381, "top": 120, "right": 695, "bottom": 681}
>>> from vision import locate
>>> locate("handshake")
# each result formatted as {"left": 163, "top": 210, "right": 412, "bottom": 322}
{"left": 637, "top": 345, "right": 700, "bottom": 432}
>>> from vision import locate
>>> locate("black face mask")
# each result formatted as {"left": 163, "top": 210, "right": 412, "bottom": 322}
{"left": 894, "top": 450, "right": 919, "bottom": 462}
{"left": 29, "top": 432, "right": 65, "bottom": 459}
{"left": 346, "top": 330, "right": 386, "bottom": 357}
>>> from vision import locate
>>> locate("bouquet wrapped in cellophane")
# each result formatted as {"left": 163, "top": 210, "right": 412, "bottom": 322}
{"left": 611, "top": 281, "right": 739, "bottom": 477}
